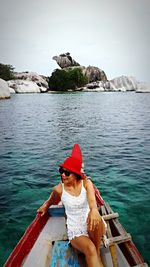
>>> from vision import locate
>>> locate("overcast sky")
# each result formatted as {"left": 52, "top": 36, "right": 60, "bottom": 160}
{"left": 0, "top": 0, "right": 150, "bottom": 82}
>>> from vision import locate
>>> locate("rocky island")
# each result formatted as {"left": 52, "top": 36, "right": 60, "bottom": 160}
{"left": 0, "top": 53, "right": 150, "bottom": 99}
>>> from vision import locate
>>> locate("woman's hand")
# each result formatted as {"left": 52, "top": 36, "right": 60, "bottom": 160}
{"left": 87, "top": 208, "right": 102, "bottom": 231}
{"left": 37, "top": 203, "right": 48, "bottom": 216}
{"left": 37, "top": 184, "right": 62, "bottom": 216}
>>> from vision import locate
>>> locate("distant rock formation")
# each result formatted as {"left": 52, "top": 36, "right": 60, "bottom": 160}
{"left": 1, "top": 53, "right": 149, "bottom": 95}
{"left": 0, "top": 78, "right": 10, "bottom": 99}
{"left": 52, "top": 53, "right": 107, "bottom": 83}
{"left": 52, "top": 53, "right": 150, "bottom": 91}
{"left": 53, "top": 52, "right": 80, "bottom": 68}
{"left": 82, "top": 76, "right": 150, "bottom": 92}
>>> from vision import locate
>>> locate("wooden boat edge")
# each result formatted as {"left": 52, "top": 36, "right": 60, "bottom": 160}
{"left": 4, "top": 202, "right": 149, "bottom": 267}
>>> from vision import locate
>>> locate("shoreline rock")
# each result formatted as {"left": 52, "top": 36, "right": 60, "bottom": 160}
{"left": 81, "top": 76, "right": 150, "bottom": 93}
{"left": 8, "top": 79, "right": 41, "bottom": 93}
{"left": 14, "top": 72, "right": 48, "bottom": 91}
{"left": 6, "top": 72, "right": 49, "bottom": 95}
{"left": 0, "top": 78, "right": 11, "bottom": 99}
{"left": 136, "top": 82, "right": 150, "bottom": 93}
{"left": 1, "top": 53, "right": 150, "bottom": 97}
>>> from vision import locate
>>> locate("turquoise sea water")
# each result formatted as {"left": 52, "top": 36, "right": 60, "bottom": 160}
{"left": 0, "top": 92, "right": 150, "bottom": 266}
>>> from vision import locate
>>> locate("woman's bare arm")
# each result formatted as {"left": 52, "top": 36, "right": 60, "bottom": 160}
{"left": 37, "top": 183, "right": 62, "bottom": 216}
{"left": 84, "top": 179, "right": 101, "bottom": 231}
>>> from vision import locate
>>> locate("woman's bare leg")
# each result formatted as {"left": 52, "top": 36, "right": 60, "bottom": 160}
{"left": 70, "top": 235, "right": 104, "bottom": 267}
{"left": 88, "top": 217, "right": 106, "bottom": 264}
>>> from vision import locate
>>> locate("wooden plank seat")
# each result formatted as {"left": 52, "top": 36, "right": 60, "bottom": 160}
{"left": 102, "top": 213, "right": 119, "bottom": 221}
{"left": 48, "top": 205, "right": 66, "bottom": 217}
{"left": 50, "top": 240, "right": 86, "bottom": 267}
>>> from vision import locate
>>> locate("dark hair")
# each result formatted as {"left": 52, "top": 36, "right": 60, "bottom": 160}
{"left": 74, "top": 173, "right": 82, "bottom": 181}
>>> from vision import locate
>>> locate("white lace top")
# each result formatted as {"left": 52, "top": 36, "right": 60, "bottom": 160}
{"left": 61, "top": 180, "right": 90, "bottom": 241}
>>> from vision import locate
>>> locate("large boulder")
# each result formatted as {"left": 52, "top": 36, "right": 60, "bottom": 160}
{"left": 9, "top": 87, "right": 16, "bottom": 94}
{"left": 8, "top": 80, "right": 41, "bottom": 93}
{"left": 15, "top": 72, "right": 48, "bottom": 92}
{"left": 82, "top": 76, "right": 141, "bottom": 92}
{"left": 85, "top": 66, "right": 107, "bottom": 82}
{"left": 52, "top": 52, "right": 80, "bottom": 68}
{"left": 0, "top": 78, "right": 10, "bottom": 99}
{"left": 83, "top": 81, "right": 105, "bottom": 92}
{"left": 105, "top": 76, "right": 138, "bottom": 91}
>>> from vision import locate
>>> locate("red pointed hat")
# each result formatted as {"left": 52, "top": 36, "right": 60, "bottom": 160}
{"left": 71, "top": 144, "right": 82, "bottom": 163}
{"left": 60, "top": 144, "right": 84, "bottom": 176}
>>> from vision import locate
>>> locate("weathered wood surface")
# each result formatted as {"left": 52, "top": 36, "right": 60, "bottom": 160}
{"left": 48, "top": 205, "right": 65, "bottom": 217}
{"left": 23, "top": 217, "right": 67, "bottom": 267}
{"left": 50, "top": 241, "right": 86, "bottom": 267}
{"left": 115, "top": 245, "right": 130, "bottom": 267}
{"left": 104, "top": 203, "right": 146, "bottom": 266}
{"left": 133, "top": 264, "right": 149, "bottom": 267}
{"left": 102, "top": 212, "right": 119, "bottom": 221}
{"left": 102, "top": 204, "right": 119, "bottom": 267}
{"left": 108, "top": 233, "right": 131, "bottom": 245}
{"left": 4, "top": 201, "right": 148, "bottom": 267}
{"left": 4, "top": 213, "right": 49, "bottom": 267}
{"left": 101, "top": 246, "right": 114, "bottom": 267}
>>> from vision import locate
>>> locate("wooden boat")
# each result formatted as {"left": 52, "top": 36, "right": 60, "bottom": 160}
{"left": 4, "top": 202, "right": 148, "bottom": 267}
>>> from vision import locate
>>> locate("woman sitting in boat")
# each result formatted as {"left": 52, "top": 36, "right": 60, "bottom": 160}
{"left": 37, "top": 144, "right": 106, "bottom": 267}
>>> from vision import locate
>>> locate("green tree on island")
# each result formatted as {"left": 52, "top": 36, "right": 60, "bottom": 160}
{"left": 48, "top": 68, "right": 88, "bottom": 91}
{"left": 0, "top": 63, "right": 15, "bottom": 81}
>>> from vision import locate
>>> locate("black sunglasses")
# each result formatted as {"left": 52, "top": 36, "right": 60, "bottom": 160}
{"left": 59, "top": 167, "right": 71, "bottom": 177}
